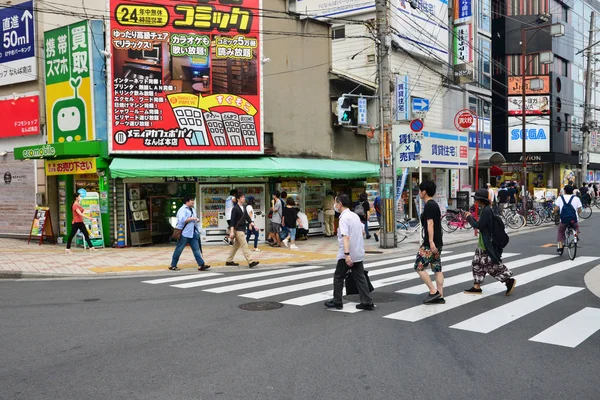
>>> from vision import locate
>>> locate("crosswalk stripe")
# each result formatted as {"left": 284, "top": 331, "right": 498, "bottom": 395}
{"left": 396, "top": 254, "right": 554, "bottom": 295}
{"left": 449, "top": 285, "right": 584, "bottom": 333}
{"left": 242, "top": 252, "right": 476, "bottom": 300}
{"left": 327, "top": 302, "right": 362, "bottom": 313}
{"left": 203, "top": 269, "right": 335, "bottom": 293}
{"left": 529, "top": 307, "right": 600, "bottom": 348}
{"left": 382, "top": 256, "right": 599, "bottom": 322}
{"left": 142, "top": 272, "right": 223, "bottom": 284}
{"left": 170, "top": 266, "right": 322, "bottom": 289}
{"left": 280, "top": 254, "right": 516, "bottom": 307}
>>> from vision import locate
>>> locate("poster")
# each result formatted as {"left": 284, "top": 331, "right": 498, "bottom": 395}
{"left": 79, "top": 192, "right": 103, "bottom": 241}
{"left": 108, "top": 0, "right": 263, "bottom": 154}
{"left": 44, "top": 20, "right": 96, "bottom": 143}
{"left": 508, "top": 76, "right": 550, "bottom": 95}
{"left": 0, "top": 1, "right": 37, "bottom": 86}
{"left": 508, "top": 96, "right": 550, "bottom": 115}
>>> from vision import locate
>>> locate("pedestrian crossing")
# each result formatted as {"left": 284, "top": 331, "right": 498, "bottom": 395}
{"left": 141, "top": 251, "right": 600, "bottom": 349}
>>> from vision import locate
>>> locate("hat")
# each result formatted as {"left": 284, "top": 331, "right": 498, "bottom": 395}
{"left": 472, "top": 188, "right": 490, "bottom": 203}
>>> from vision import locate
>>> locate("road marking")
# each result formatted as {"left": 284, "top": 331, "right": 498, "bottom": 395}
{"left": 529, "top": 307, "right": 600, "bottom": 348}
{"left": 170, "top": 266, "right": 322, "bottom": 288}
{"left": 383, "top": 256, "right": 599, "bottom": 322}
{"left": 142, "top": 272, "right": 223, "bottom": 284}
{"left": 541, "top": 243, "right": 555, "bottom": 248}
{"left": 326, "top": 302, "right": 362, "bottom": 314}
{"left": 396, "top": 254, "right": 554, "bottom": 295}
{"left": 250, "top": 252, "right": 476, "bottom": 301}
{"left": 449, "top": 286, "right": 584, "bottom": 333}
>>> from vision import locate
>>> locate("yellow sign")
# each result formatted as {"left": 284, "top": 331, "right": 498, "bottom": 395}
{"left": 45, "top": 158, "right": 97, "bottom": 176}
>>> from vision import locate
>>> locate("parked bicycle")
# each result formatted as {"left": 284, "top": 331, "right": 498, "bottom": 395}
{"left": 441, "top": 209, "right": 472, "bottom": 233}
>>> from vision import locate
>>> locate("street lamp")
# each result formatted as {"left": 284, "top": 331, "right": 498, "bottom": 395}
{"left": 519, "top": 21, "right": 564, "bottom": 218}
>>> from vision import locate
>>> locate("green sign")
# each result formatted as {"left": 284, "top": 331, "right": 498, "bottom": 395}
{"left": 14, "top": 141, "right": 105, "bottom": 160}
{"left": 44, "top": 20, "right": 95, "bottom": 144}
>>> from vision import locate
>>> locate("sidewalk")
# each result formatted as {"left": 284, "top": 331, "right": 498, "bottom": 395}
{"left": 0, "top": 223, "right": 552, "bottom": 278}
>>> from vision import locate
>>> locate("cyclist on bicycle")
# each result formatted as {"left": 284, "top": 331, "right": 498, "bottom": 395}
{"left": 554, "top": 185, "right": 582, "bottom": 255}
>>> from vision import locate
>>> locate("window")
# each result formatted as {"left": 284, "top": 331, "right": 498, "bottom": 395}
{"left": 553, "top": 56, "right": 569, "bottom": 77}
{"left": 478, "top": 38, "right": 492, "bottom": 89}
{"left": 561, "top": 4, "right": 568, "bottom": 23}
{"left": 478, "top": 0, "right": 491, "bottom": 33}
{"left": 367, "top": 54, "right": 376, "bottom": 63}
{"left": 332, "top": 26, "right": 345, "bottom": 40}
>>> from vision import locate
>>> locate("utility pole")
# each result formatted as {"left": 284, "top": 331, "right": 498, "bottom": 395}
{"left": 376, "top": 0, "right": 395, "bottom": 248}
{"left": 520, "top": 28, "right": 528, "bottom": 216}
{"left": 581, "top": 11, "right": 595, "bottom": 185}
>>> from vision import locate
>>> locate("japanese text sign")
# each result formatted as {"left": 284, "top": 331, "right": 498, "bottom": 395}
{"left": 44, "top": 20, "right": 96, "bottom": 144}
{"left": 394, "top": 126, "right": 469, "bottom": 169}
{"left": 108, "top": 0, "right": 263, "bottom": 154}
{"left": 45, "top": 157, "right": 97, "bottom": 176}
{"left": 0, "top": 0, "right": 36, "bottom": 86}
{"left": 508, "top": 76, "right": 550, "bottom": 95}
{"left": 0, "top": 95, "right": 40, "bottom": 138}
{"left": 453, "top": 0, "right": 472, "bottom": 24}
{"left": 396, "top": 75, "right": 409, "bottom": 121}
{"left": 453, "top": 25, "right": 472, "bottom": 65}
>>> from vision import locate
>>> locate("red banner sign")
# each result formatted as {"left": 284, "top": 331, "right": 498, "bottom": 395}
{"left": 108, "top": 0, "right": 262, "bottom": 154}
{"left": 0, "top": 95, "right": 40, "bottom": 138}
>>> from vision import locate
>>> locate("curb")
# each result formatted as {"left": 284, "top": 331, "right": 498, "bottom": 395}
{"left": 0, "top": 222, "right": 557, "bottom": 281}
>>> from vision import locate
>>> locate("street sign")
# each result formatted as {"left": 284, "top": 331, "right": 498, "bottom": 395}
{"left": 410, "top": 118, "right": 424, "bottom": 133}
{"left": 357, "top": 97, "right": 367, "bottom": 125}
{"left": 0, "top": 1, "right": 36, "bottom": 86}
{"left": 454, "top": 109, "right": 474, "bottom": 130}
{"left": 395, "top": 75, "right": 409, "bottom": 121}
{"left": 412, "top": 97, "right": 430, "bottom": 112}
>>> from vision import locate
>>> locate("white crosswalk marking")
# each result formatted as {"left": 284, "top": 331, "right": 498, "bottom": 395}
{"left": 170, "top": 266, "right": 322, "bottom": 289}
{"left": 529, "top": 307, "right": 600, "bottom": 348}
{"left": 142, "top": 272, "right": 223, "bottom": 284}
{"left": 396, "top": 254, "right": 555, "bottom": 295}
{"left": 383, "top": 257, "right": 599, "bottom": 322}
{"left": 327, "top": 302, "right": 362, "bottom": 313}
{"left": 449, "top": 286, "right": 584, "bottom": 333}
{"left": 240, "top": 252, "right": 476, "bottom": 300}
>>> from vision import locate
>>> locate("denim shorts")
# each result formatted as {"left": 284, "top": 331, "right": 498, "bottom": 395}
{"left": 288, "top": 228, "right": 296, "bottom": 241}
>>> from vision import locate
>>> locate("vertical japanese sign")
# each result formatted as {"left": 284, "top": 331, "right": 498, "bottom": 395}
{"left": 44, "top": 21, "right": 96, "bottom": 144}
{"left": 0, "top": 0, "right": 36, "bottom": 86}
{"left": 357, "top": 97, "right": 367, "bottom": 125}
{"left": 453, "top": 0, "right": 472, "bottom": 24}
{"left": 452, "top": 2, "right": 474, "bottom": 85}
{"left": 395, "top": 75, "right": 409, "bottom": 121}
{"left": 108, "top": 0, "right": 263, "bottom": 154}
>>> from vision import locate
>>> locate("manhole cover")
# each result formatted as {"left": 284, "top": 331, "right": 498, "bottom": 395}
{"left": 239, "top": 302, "right": 284, "bottom": 311}
{"left": 365, "top": 251, "right": 384, "bottom": 254}
{"left": 344, "top": 292, "right": 403, "bottom": 303}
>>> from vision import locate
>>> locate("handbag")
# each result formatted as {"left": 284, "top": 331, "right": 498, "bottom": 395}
{"left": 345, "top": 269, "right": 374, "bottom": 295}
{"left": 172, "top": 209, "right": 194, "bottom": 239}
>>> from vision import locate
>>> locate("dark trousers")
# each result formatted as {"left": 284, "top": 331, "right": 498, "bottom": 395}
{"left": 66, "top": 222, "right": 93, "bottom": 249}
{"left": 246, "top": 225, "right": 259, "bottom": 248}
{"left": 333, "top": 258, "right": 373, "bottom": 305}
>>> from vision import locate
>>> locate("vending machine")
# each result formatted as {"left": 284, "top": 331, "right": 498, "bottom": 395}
{"left": 303, "top": 180, "right": 326, "bottom": 234}
{"left": 236, "top": 183, "right": 266, "bottom": 242}
{"left": 365, "top": 179, "right": 380, "bottom": 229}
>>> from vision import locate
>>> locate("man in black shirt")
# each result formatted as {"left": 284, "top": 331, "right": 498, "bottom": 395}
{"left": 507, "top": 182, "right": 517, "bottom": 204}
{"left": 226, "top": 192, "right": 259, "bottom": 268}
{"left": 497, "top": 183, "right": 509, "bottom": 204}
{"left": 413, "top": 180, "right": 445, "bottom": 304}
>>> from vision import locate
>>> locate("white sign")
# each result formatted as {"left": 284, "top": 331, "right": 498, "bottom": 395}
{"left": 508, "top": 116, "right": 550, "bottom": 153}
{"left": 508, "top": 96, "right": 550, "bottom": 115}
{"left": 357, "top": 97, "right": 367, "bottom": 125}
{"left": 293, "top": 0, "right": 449, "bottom": 60}
{"left": 396, "top": 75, "right": 409, "bottom": 121}
{"left": 396, "top": 132, "right": 419, "bottom": 167}
{"left": 394, "top": 127, "right": 469, "bottom": 169}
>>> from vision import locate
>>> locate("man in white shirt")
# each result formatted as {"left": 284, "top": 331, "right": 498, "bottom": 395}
{"left": 553, "top": 185, "right": 582, "bottom": 255}
{"left": 170, "top": 196, "right": 211, "bottom": 271}
{"left": 324, "top": 194, "right": 374, "bottom": 310}
{"left": 296, "top": 209, "right": 309, "bottom": 240}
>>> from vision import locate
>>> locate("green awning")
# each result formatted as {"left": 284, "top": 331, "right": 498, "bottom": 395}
{"left": 109, "top": 157, "right": 379, "bottom": 179}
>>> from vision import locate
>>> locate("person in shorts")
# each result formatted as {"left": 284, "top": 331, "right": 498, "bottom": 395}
{"left": 268, "top": 191, "right": 283, "bottom": 247}
{"left": 413, "top": 180, "right": 445, "bottom": 305}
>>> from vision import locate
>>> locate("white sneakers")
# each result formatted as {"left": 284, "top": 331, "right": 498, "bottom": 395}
{"left": 290, "top": 244, "right": 299, "bottom": 250}
{"left": 282, "top": 238, "right": 289, "bottom": 247}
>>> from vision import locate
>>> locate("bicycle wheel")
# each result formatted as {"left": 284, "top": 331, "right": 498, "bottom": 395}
{"left": 507, "top": 213, "right": 525, "bottom": 229}
{"left": 441, "top": 214, "right": 458, "bottom": 233}
{"left": 396, "top": 222, "right": 409, "bottom": 243}
{"left": 566, "top": 229, "right": 577, "bottom": 260}
{"left": 580, "top": 205, "right": 592, "bottom": 220}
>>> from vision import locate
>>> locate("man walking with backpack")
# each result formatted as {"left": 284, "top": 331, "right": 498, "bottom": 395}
{"left": 463, "top": 188, "right": 516, "bottom": 296}
{"left": 554, "top": 185, "right": 582, "bottom": 255}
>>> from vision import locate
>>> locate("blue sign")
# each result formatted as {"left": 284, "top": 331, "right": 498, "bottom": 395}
{"left": 357, "top": 97, "right": 367, "bottom": 125}
{"left": 412, "top": 97, "right": 430, "bottom": 112}
{"left": 468, "top": 131, "right": 491, "bottom": 150}
{"left": 455, "top": 0, "right": 473, "bottom": 24}
{"left": 395, "top": 75, "right": 409, "bottom": 121}
{"left": 0, "top": 0, "right": 36, "bottom": 86}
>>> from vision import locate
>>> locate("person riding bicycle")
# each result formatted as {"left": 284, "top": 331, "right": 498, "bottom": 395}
{"left": 554, "top": 185, "right": 582, "bottom": 255}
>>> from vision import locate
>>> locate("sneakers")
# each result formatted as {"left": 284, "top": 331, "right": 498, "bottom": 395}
{"left": 249, "top": 261, "right": 259, "bottom": 268}
{"left": 464, "top": 287, "right": 483, "bottom": 294}
{"left": 223, "top": 237, "right": 230, "bottom": 245}
{"left": 432, "top": 297, "right": 446, "bottom": 304}
{"left": 374, "top": 233, "right": 379, "bottom": 242}
{"left": 290, "top": 244, "right": 299, "bottom": 250}
{"left": 252, "top": 248, "right": 261, "bottom": 252}
{"left": 505, "top": 278, "right": 516, "bottom": 296}
{"left": 198, "top": 264, "right": 211, "bottom": 271}
{"left": 168, "top": 266, "right": 180, "bottom": 271}
{"left": 225, "top": 261, "right": 239, "bottom": 266}
{"left": 324, "top": 300, "right": 343, "bottom": 310}
{"left": 65, "top": 249, "right": 72, "bottom": 255}
{"left": 557, "top": 247, "right": 564, "bottom": 255}
{"left": 282, "top": 238, "right": 289, "bottom": 248}
{"left": 423, "top": 291, "right": 441, "bottom": 304}
{"left": 356, "top": 303, "right": 375, "bottom": 310}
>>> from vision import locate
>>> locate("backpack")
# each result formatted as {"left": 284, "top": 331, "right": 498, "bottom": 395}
{"left": 490, "top": 212, "right": 509, "bottom": 249}
{"left": 559, "top": 195, "right": 577, "bottom": 224}
{"left": 354, "top": 202, "right": 365, "bottom": 217}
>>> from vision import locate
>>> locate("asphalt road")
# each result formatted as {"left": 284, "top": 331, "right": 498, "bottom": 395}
{"left": 1, "top": 218, "right": 600, "bottom": 400}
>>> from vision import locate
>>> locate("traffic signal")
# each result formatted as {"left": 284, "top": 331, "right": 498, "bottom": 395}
{"left": 337, "top": 96, "right": 353, "bottom": 125}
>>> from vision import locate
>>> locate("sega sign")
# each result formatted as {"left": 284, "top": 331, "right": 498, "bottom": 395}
{"left": 508, "top": 117, "right": 550, "bottom": 153}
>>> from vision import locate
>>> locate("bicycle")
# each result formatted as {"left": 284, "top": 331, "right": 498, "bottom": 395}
{"left": 559, "top": 222, "right": 578, "bottom": 260}
{"left": 441, "top": 209, "right": 472, "bottom": 233}
{"left": 580, "top": 203, "right": 593, "bottom": 220}
{"left": 396, "top": 216, "right": 421, "bottom": 243}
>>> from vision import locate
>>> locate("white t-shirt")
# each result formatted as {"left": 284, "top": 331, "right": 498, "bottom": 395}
{"left": 555, "top": 194, "right": 582, "bottom": 222}
{"left": 297, "top": 212, "right": 309, "bottom": 230}
{"left": 225, "top": 196, "right": 234, "bottom": 220}
{"left": 246, "top": 205, "right": 255, "bottom": 222}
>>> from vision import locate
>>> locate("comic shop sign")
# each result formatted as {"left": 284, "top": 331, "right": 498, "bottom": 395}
{"left": 108, "top": 0, "right": 262, "bottom": 154}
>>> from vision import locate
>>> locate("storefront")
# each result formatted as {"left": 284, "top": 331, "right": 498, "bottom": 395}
{"left": 13, "top": 141, "right": 112, "bottom": 247}
{"left": 109, "top": 157, "right": 379, "bottom": 245}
